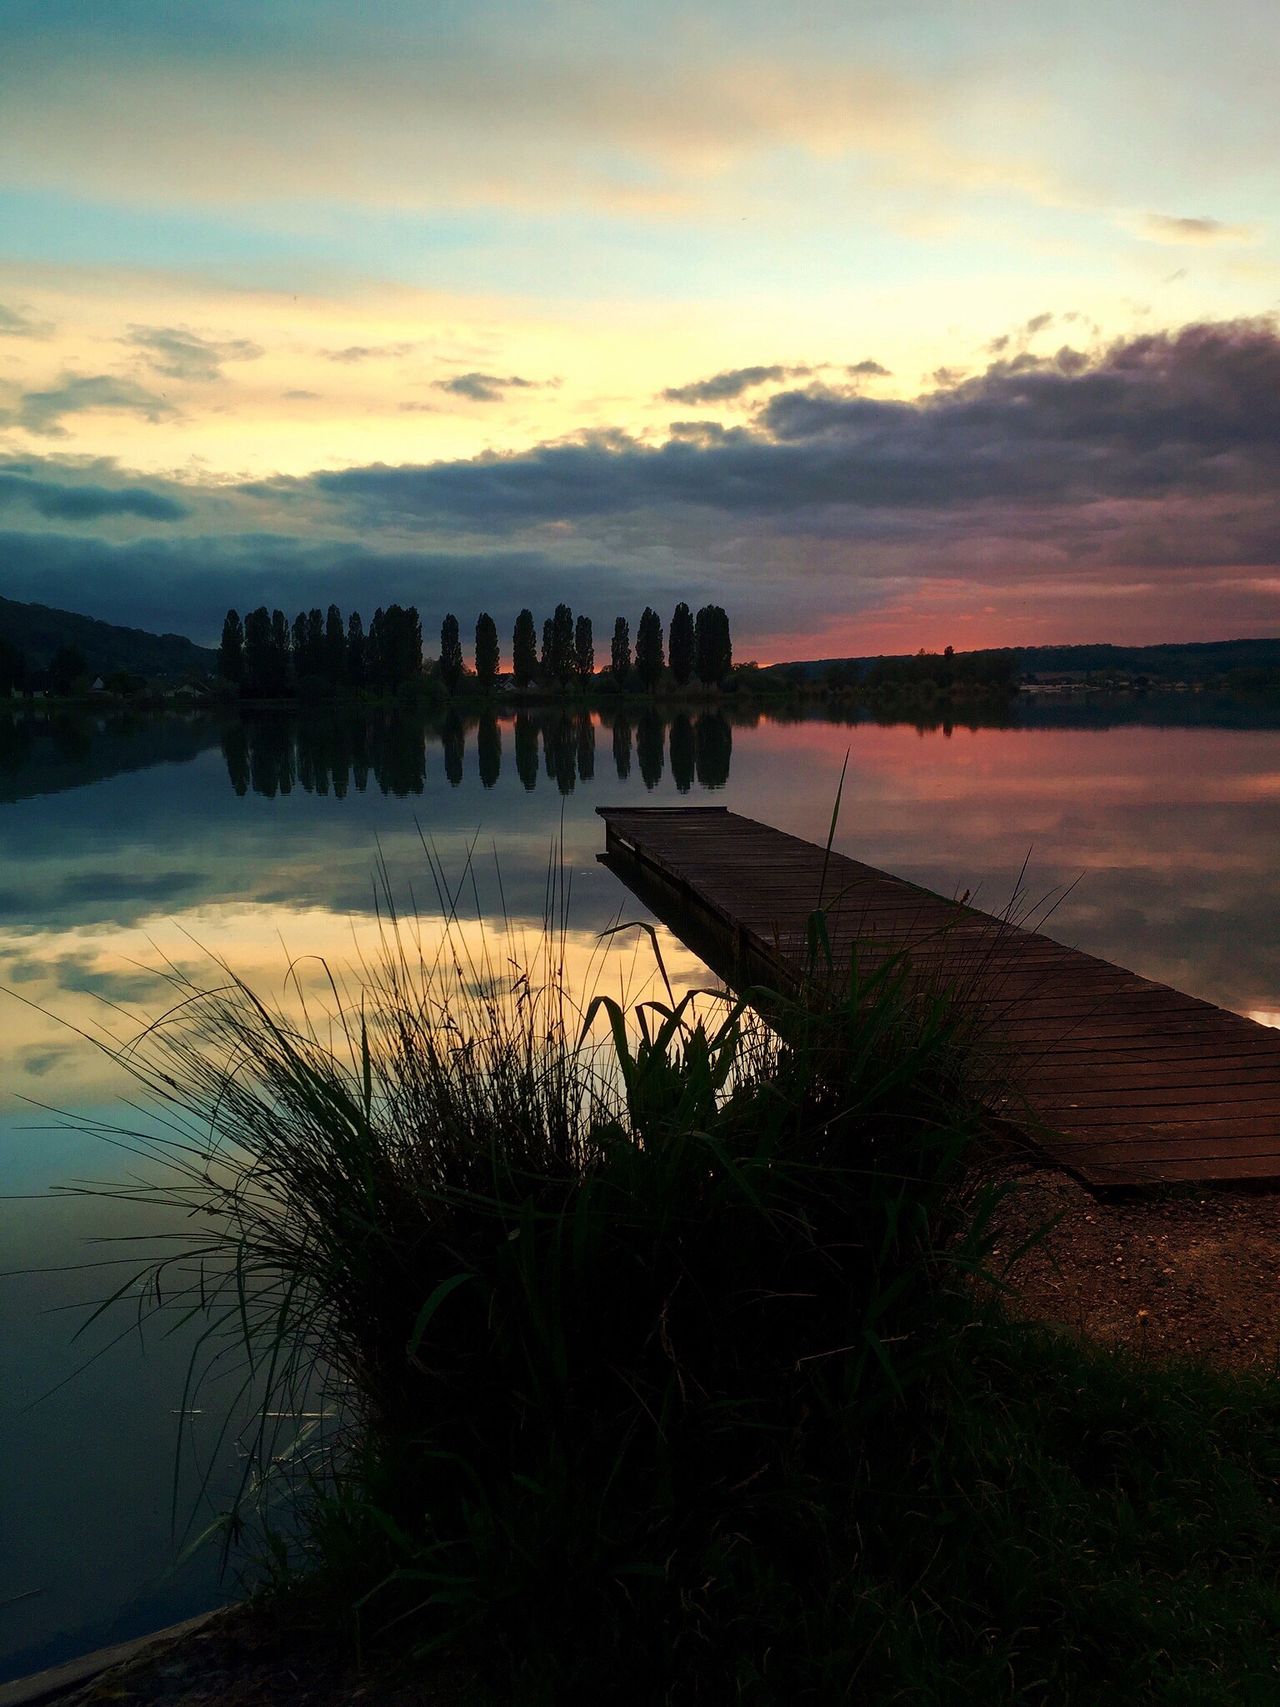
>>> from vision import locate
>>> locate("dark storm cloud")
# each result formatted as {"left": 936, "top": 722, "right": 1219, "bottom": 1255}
{"left": 661, "top": 364, "right": 813, "bottom": 404}
{"left": 6, "top": 374, "right": 179, "bottom": 437}
{"left": 0, "top": 466, "right": 189, "bottom": 521}
{"left": 434, "top": 372, "right": 538, "bottom": 402}
{"left": 312, "top": 322, "right": 1280, "bottom": 535}
{"left": 124, "top": 325, "right": 264, "bottom": 381}
{"left": 0, "top": 528, "right": 652, "bottom": 646}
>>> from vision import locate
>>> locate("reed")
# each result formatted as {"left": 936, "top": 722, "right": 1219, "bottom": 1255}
{"left": 66, "top": 848, "right": 989, "bottom": 1700}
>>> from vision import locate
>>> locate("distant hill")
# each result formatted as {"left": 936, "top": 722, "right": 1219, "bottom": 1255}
{"left": 767, "top": 638, "right": 1280, "bottom": 684}
{"left": 0, "top": 595, "right": 216, "bottom": 681}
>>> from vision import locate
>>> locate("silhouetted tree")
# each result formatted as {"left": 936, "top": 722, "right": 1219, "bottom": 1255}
{"left": 636, "top": 707, "right": 664, "bottom": 788}
{"left": 576, "top": 711, "right": 595, "bottom": 780}
{"left": 440, "top": 613, "right": 464, "bottom": 692}
{"left": 635, "top": 607, "right": 664, "bottom": 690}
{"left": 306, "top": 609, "right": 325, "bottom": 679}
{"left": 243, "top": 608, "right": 273, "bottom": 698}
{"left": 669, "top": 602, "right": 694, "bottom": 687}
{"left": 512, "top": 609, "right": 538, "bottom": 689}
{"left": 442, "top": 709, "right": 465, "bottom": 786}
{"left": 478, "top": 712, "right": 502, "bottom": 787}
{"left": 514, "top": 712, "right": 539, "bottom": 790}
{"left": 541, "top": 617, "right": 554, "bottom": 682}
{"left": 694, "top": 711, "right": 732, "bottom": 788}
{"left": 611, "top": 710, "right": 632, "bottom": 780}
{"left": 325, "top": 605, "right": 347, "bottom": 686}
{"left": 270, "top": 611, "right": 292, "bottom": 694}
{"left": 218, "top": 610, "right": 244, "bottom": 685}
{"left": 347, "top": 612, "right": 366, "bottom": 688}
{"left": 574, "top": 614, "right": 594, "bottom": 686}
{"left": 694, "top": 605, "right": 733, "bottom": 685}
{"left": 475, "top": 612, "right": 499, "bottom": 690}
{"left": 669, "top": 711, "right": 694, "bottom": 792}
{"left": 551, "top": 603, "right": 575, "bottom": 688}
{"left": 292, "top": 611, "right": 309, "bottom": 674}
{"left": 380, "top": 605, "right": 423, "bottom": 689}
{"left": 610, "top": 616, "right": 630, "bottom": 685}
{"left": 367, "top": 608, "right": 386, "bottom": 688}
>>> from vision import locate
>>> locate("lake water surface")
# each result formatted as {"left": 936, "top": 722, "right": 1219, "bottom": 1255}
{"left": 3, "top": 698, "right": 1279, "bottom": 1680}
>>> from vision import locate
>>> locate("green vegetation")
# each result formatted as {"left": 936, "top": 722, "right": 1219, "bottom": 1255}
{"left": 76, "top": 874, "right": 1280, "bottom": 1703}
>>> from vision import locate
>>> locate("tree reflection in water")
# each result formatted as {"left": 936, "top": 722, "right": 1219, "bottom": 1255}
{"left": 218, "top": 707, "right": 739, "bottom": 799}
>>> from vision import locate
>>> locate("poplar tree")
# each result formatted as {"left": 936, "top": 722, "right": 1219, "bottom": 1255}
{"left": 669, "top": 601, "right": 694, "bottom": 686}
{"left": 270, "top": 610, "right": 292, "bottom": 694}
{"left": 243, "top": 606, "right": 273, "bottom": 697}
{"left": 695, "top": 605, "right": 732, "bottom": 685}
{"left": 512, "top": 609, "right": 538, "bottom": 688}
{"left": 635, "top": 607, "right": 664, "bottom": 690}
{"left": 541, "top": 616, "right": 554, "bottom": 679}
{"left": 610, "top": 616, "right": 630, "bottom": 684}
{"left": 346, "top": 612, "right": 366, "bottom": 688}
{"left": 217, "top": 609, "right": 244, "bottom": 684}
{"left": 325, "top": 604, "right": 347, "bottom": 685}
{"left": 475, "top": 612, "right": 499, "bottom": 690}
{"left": 551, "top": 603, "right": 575, "bottom": 688}
{"left": 440, "top": 613, "right": 464, "bottom": 692}
{"left": 574, "top": 613, "right": 594, "bottom": 685}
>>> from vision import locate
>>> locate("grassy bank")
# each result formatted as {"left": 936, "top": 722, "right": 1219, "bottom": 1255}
{"left": 76, "top": 892, "right": 1280, "bottom": 1703}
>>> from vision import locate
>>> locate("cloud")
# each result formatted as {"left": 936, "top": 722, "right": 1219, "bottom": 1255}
{"left": 434, "top": 372, "right": 538, "bottom": 402}
{"left": 0, "top": 527, "right": 655, "bottom": 647}
{"left": 1139, "top": 214, "right": 1256, "bottom": 247}
{"left": 661, "top": 365, "right": 812, "bottom": 404}
{"left": 324, "top": 342, "right": 420, "bottom": 363}
{"left": 0, "top": 301, "right": 53, "bottom": 339}
{"left": 0, "top": 467, "right": 189, "bottom": 522}
{"left": 6, "top": 375, "right": 179, "bottom": 438}
{"left": 846, "top": 360, "right": 890, "bottom": 378}
{"left": 124, "top": 324, "right": 264, "bottom": 381}
{"left": 308, "top": 321, "right": 1280, "bottom": 548}
{"left": 283, "top": 388, "right": 320, "bottom": 400}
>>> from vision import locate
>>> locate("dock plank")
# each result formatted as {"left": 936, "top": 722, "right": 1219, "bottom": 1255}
{"left": 597, "top": 806, "right": 1280, "bottom": 1191}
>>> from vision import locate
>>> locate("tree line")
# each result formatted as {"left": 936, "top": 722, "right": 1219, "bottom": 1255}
{"left": 218, "top": 604, "right": 424, "bottom": 698}
{"left": 217, "top": 600, "right": 733, "bottom": 697}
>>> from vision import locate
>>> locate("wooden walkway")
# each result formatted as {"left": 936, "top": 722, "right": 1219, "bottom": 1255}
{"left": 597, "top": 806, "right": 1280, "bottom": 1191}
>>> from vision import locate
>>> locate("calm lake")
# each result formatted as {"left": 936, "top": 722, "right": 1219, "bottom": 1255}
{"left": 3, "top": 696, "right": 1279, "bottom": 1681}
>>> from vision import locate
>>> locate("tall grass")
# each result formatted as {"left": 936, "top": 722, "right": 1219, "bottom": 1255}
{"left": 62, "top": 844, "right": 993, "bottom": 1701}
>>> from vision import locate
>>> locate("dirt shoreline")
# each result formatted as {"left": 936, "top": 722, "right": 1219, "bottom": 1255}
{"left": 982, "top": 1161, "right": 1280, "bottom": 1369}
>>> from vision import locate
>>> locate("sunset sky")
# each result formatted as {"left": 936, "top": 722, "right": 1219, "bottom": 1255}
{"left": 2, "top": 0, "right": 1278, "bottom": 659}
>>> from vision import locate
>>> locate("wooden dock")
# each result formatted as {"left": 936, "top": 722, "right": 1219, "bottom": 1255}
{"left": 597, "top": 806, "right": 1280, "bottom": 1191}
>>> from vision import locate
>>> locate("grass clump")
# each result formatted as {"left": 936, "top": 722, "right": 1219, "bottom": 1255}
{"left": 72, "top": 883, "right": 1280, "bottom": 1703}
{"left": 76, "top": 881, "right": 984, "bottom": 1702}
